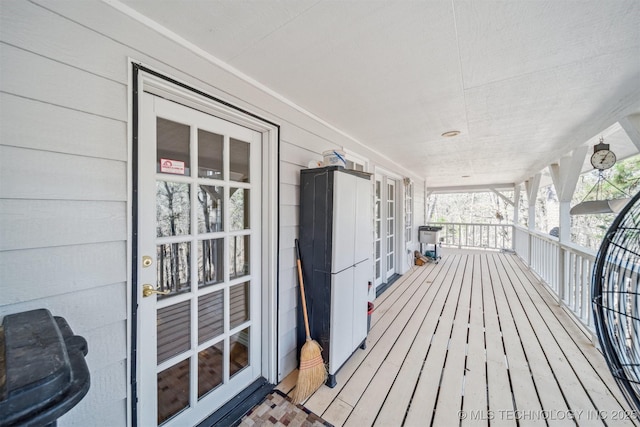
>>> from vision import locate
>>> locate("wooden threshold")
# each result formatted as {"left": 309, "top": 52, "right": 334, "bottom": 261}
{"left": 278, "top": 250, "right": 637, "bottom": 426}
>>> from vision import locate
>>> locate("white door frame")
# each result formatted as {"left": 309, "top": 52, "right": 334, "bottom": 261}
{"left": 373, "top": 167, "right": 403, "bottom": 289}
{"left": 129, "top": 63, "right": 279, "bottom": 425}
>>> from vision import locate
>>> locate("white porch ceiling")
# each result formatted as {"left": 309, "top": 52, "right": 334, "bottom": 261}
{"left": 118, "top": 0, "right": 640, "bottom": 189}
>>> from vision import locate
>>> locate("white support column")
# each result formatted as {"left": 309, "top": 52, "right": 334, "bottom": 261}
{"left": 525, "top": 174, "right": 541, "bottom": 231}
{"left": 513, "top": 184, "right": 521, "bottom": 252}
{"left": 548, "top": 145, "right": 588, "bottom": 306}
{"left": 524, "top": 174, "right": 540, "bottom": 267}
{"left": 619, "top": 114, "right": 640, "bottom": 152}
{"left": 548, "top": 145, "right": 588, "bottom": 243}
{"left": 513, "top": 184, "right": 521, "bottom": 225}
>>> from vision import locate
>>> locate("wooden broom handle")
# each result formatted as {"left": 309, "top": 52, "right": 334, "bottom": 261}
{"left": 297, "top": 258, "right": 312, "bottom": 340}
{"left": 295, "top": 239, "right": 312, "bottom": 340}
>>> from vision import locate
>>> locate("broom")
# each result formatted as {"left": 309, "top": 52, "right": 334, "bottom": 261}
{"left": 291, "top": 239, "right": 327, "bottom": 404}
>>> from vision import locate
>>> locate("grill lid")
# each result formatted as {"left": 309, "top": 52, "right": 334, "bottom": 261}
{"left": 0, "top": 309, "right": 89, "bottom": 427}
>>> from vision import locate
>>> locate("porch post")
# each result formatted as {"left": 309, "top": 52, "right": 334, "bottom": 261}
{"left": 525, "top": 174, "right": 540, "bottom": 267}
{"left": 513, "top": 185, "right": 520, "bottom": 226}
{"left": 525, "top": 174, "right": 540, "bottom": 232}
{"left": 548, "top": 146, "right": 588, "bottom": 305}
{"left": 619, "top": 114, "right": 640, "bottom": 152}
{"left": 513, "top": 184, "right": 520, "bottom": 251}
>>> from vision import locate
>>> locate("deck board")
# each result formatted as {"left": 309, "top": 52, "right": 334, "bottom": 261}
{"left": 373, "top": 256, "right": 462, "bottom": 426}
{"left": 482, "top": 253, "right": 517, "bottom": 426}
{"left": 403, "top": 254, "right": 467, "bottom": 426}
{"left": 461, "top": 254, "right": 489, "bottom": 427}
{"left": 281, "top": 250, "right": 639, "bottom": 426}
{"left": 499, "top": 254, "right": 635, "bottom": 426}
{"left": 304, "top": 262, "right": 439, "bottom": 415}
{"left": 487, "top": 253, "right": 546, "bottom": 427}
{"left": 431, "top": 255, "right": 474, "bottom": 426}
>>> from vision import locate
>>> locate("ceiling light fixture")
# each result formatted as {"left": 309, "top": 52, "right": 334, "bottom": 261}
{"left": 441, "top": 130, "right": 460, "bottom": 137}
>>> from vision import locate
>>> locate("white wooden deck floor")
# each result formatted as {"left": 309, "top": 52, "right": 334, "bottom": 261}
{"left": 277, "top": 250, "right": 638, "bottom": 426}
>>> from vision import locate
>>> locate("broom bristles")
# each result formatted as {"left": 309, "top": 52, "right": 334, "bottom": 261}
{"left": 291, "top": 339, "right": 327, "bottom": 404}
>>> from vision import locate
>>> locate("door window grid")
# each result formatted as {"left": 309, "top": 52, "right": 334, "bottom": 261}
{"left": 386, "top": 181, "right": 396, "bottom": 276}
{"left": 405, "top": 181, "right": 413, "bottom": 243}
{"left": 154, "top": 116, "right": 254, "bottom": 424}
{"left": 374, "top": 180, "right": 382, "bottom": 282}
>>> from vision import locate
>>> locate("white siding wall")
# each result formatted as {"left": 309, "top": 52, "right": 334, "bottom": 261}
{"left": 0, "top": 1, "right": 426, "bottom": 425}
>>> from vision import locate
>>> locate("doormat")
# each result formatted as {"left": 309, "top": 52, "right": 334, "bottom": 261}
{"left": 237, "top": 389, "right": 334, "bottom": 427}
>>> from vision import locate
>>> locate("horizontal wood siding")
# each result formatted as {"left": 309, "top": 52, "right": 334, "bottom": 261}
{"left": 1, "top": 2, "right": 130, "bottom": 425}
{"left": 1, "top": 1, "right": 427, "bottom": 426}
{"left": 1, "top": 242, "right": 127, "bottom": 304}
{"left": 0, "top": 146, "right": 126, "bottom": 201}
{"left": 0, "top": 93, "right": 127, "bottom": 160}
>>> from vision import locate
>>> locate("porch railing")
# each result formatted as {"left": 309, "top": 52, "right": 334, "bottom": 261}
{"left": 428, "top": 222, "right": 597, "bottom": 337}
{"left": 517, "top": 226, "right": 596, "bottom": 335}
{"left": 427, "top": 222, "right": 513, "bottom": 251}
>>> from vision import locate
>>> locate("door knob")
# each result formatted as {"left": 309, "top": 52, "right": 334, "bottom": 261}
{"left": 142, "top": 284, "right": 170, "bottom": 298}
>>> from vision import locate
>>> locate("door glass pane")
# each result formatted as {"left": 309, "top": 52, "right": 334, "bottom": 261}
{"left": 198, "top": 129, "right": 223, "bottom": 179}
{"left": 157, "top": 182, "right": 190, "bottom": 237}
{"left": 157, "top": 300, "right": 191, "bottom": 364}
{"left": 229, "top": 235, "right": 250, "bottom": 279}
{"left": 198, "top": 342, "right": 223, "bottom": 399}
{"left": 157, "top": 358, "right": 190, "bottom": 425}
{"left": 230, "top": 138, "right": 250, "bottom": 182}
{"left": 197, "top": 185, "right": 223, "bottom": 233}
{"left": 229, "top": 188, "right": 249, "bottom": 231}
{"left": 157, "top": 118, "right": 190, "bottom": 176}
{"left": 230, "top": 282, "right": 250, "bottom": 329}
{"left": 198, "top": 239, "right": 224, "bottom": 288}
{"left": 375, "top": 240, "right": 380, "bottom": 258}
{"left": 230, "top": 328, "right": 249, "bottom": 378}
{"left": 198, "top": 290, "right": 224, "bottom": 344}
{"left": 157, "top": 242, "right": 191, "bottom": 296}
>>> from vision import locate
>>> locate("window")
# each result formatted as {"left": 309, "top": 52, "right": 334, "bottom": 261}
{"left": 404, "top": 179, "right": 413, "bottom": 243}
{"left": 342, "top": 148, "right": 369, "bottom": 172}
{"left": 345, "top": 159, "right": 365, "bottom": 171}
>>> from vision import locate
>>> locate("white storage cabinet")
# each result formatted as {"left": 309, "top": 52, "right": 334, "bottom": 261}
{"left": 298, "top": 166, "right": 373, "bottom": 387}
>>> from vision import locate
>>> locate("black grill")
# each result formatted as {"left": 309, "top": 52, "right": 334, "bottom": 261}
{"left": 0, "top": 309, "right": 90, "bottom": 427}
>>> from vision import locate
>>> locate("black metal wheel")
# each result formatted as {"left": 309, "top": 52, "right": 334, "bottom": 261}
{"left": 592, "top": 190, "right": 640, "bottom": 412}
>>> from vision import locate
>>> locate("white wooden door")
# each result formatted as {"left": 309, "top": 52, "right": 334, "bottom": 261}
{"left": 385, "top": 179, "right": 397, "bottom": 279}
{"left": 373, "top": 178, "right": 383, "bottom": 287}
{"left": 138, "top": 93, "right": 262, "bottom": 426}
